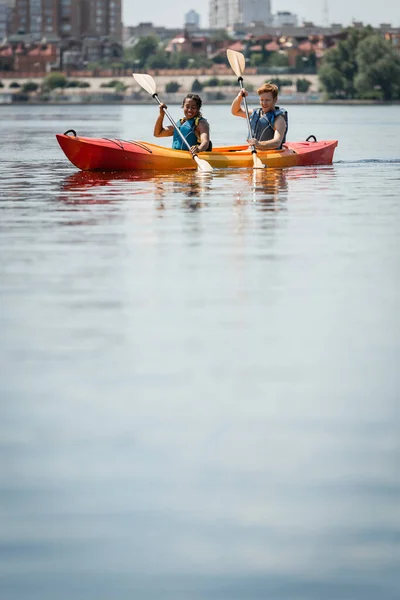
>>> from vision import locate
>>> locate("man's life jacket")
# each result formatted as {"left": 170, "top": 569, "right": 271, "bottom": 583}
{"left": 172, "top": 116, "right": 212, "bottom": 151}
{"left": 249, "top": 107, "right": 288, "bottom": 148}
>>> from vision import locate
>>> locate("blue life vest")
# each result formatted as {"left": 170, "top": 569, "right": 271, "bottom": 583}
{"left": 172, "top": 116, "right": 211, "bottom": 151}
{"left": 249, "top": 107, "right": 288, "bottom": 148}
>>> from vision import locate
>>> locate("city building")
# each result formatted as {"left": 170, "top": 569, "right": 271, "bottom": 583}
{"left": 274, "top": 11, "right": 298, "bottom": 28}
{"left": 2, "top": 0, "right": 122, "bottom": 72}
{"left": 9, "top": 0, "right": 122, "bottom": 41}
{"left": 382, "top": 23, "right": 400, "bottom": 55}
{"left": 209, "top": 0, "right": 272, "bottom": 29}
{"left": 209, "top": 0, "right": 233, "bottom": 29}
{"left": 241, "top": 0, "right": 272, "bottom": 27}
{"left": 165, "top": 29, "right": 209, "bottom": 55}
{"left": 80, "top": 0, "right": 122, "bottom": 40}
{"left": 0, "top": 0, "right": 13, "bottom": 40}
{"left": 12, "top": 0, "right": 65, "bottom": 37}
{"left": 184, "top": 9, "right": 200, "bottom": 30}
{"left": 123, "top": 22, "right": 182, "bottom": 48}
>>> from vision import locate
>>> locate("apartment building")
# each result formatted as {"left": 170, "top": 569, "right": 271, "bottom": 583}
{"left": 274, "top": 11, "right": 298, "bottom": 27}
{"left": 0, "top": 0, "right": 13, "bottom": 39}
{"left": 209, "top": 0, "right": 272, "bottom": 28}
{"left": 80, "top": 0, "right": 121, "bottom": 40}
{"left": 10, "top": 0, "right": 122, "bottom": 41}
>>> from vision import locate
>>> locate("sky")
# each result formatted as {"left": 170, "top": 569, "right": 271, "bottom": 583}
{"left": 123, "top": 0, "right": 399, "bottom": 29}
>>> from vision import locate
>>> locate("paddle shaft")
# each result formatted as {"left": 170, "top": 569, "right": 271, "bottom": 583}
{"left": 237, "top": 77, "right": 257, "bottom": 155}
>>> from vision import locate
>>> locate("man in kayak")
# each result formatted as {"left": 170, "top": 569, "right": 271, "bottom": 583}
{"left": 231, "top": 83, "right": 288, "bottom": 150}
{"left": 153, "top": 94, "right": 212, "bottom": 155}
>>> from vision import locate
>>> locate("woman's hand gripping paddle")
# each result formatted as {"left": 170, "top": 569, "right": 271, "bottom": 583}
{"left": 132, "top": 73, "right": 214, "bottom": 173}
{"left": 226, "top": 50, "right": 265, "bottom": 169}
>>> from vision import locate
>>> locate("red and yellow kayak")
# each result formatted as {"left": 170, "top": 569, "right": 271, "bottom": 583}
{"left": 56, "top": 130, "right": 338, "bottom": 172}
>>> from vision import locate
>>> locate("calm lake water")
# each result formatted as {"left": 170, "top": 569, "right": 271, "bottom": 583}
{"left": 1, "top": 104, "right": 399, "bottom": 600}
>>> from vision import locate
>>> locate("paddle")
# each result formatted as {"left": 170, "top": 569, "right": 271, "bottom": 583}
{"left": 132, "top": 73, "right": 213, "bottom": 173}
{"left": 226, "top": 49, "right": 265, "bottom": 169}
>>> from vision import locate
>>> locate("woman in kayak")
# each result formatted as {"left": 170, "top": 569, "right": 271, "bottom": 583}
{"left": 153, "top": 94, "right": 212, "bottom": 155}
{"left": 231, "top": 83, "right": 288, "bottom": 150}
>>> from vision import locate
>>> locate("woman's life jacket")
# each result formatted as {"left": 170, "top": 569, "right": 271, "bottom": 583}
{"left": 249, "top": 107, "right": 288, "bottom": 148}
{"left": 172, "top": 116, "right": 212, "bottom": 151}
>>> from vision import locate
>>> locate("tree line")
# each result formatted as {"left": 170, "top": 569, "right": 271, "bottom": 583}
{"left": 124, "top": 36, "right": 317, "bottom": 73}
{"left": 126, "top": 28, "right": 400, "bottom": 101}
{"left": 319, "top": 26, "right": 400, "bottom": 101}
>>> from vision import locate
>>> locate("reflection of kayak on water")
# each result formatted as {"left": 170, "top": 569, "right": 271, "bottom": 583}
{"left": 59, "top": 166, "right": 213, "bottom": 204}
{"left": 59, "top": 162, "right": 334, "bottom": 211}
{"left": 56, "top": 130, "right": 338, "bottom": 172}
{"left": 60, "top": 169, "right": 163, "bottom": 190}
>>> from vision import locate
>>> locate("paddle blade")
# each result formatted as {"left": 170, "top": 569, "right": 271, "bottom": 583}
{"left": 227, "top": 49, "right": 246, "bottom": 78}
{"left": 252, "top": 153, "right": 265, "bottom": 169}
{"left": 132, "top": 73, "right": 157, "bottom": 96}
{"left": 194, "top": 155, "right": 214, "bottom": 173}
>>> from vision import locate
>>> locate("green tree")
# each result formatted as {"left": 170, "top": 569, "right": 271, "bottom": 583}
{"left": 187, "top": 54, "right": 212, "bottom": 68}
{"left": 296, "top": 78, "right": 312, "bottom": 93}
{"left": 355, "top": 35, "right": 400, "bottom": 100}
{"left": 250, "top": 53, "right": 264, "bottom": 67}
{"left": 318, "top": 64, "right": 345, "bottom": 98}
{"left": 267, "top": 52, "right": 289, "bottom": 68}
{"left": 100, "top": 80, "right": 124, "bottom": 89}
{"left": 22, "top": 81, "right": 39, "bottom": 93}
{"left": 218, "top": 79, "right": 237, "bottom": 86}
{"left": 165, "top": 81, "right": 181, "bottom": 93}
{"left": 204, "top": 77, "right": 219, "bottom": 87}
{"left": 43, "top": 73, "right": 67, "bottom": 91}
{"left": 146, "top": 50, "right": 170, "bottom": 69}
{"left": 191, "top": 78, "right": 203, "bottom": 92}
{"left": 65, "top": 80, "right": 80, "bottom": 88}
{"left": 295, "top": 52, "right": 317, "bottom": 73}
{"left": 318, "top": 26, "right": 374, "bottom": 98}
{"left": 211, "top": 53, "right": 228, "bottom": 65}
{"left": 168, "top": 52, "right": 191, "bottom": 69}
{"left": 130, "top": 36, "right": 159, "bottom": 68}
{"left": 113, "top": 81, "right": 127, "bottom": 94}
{"left": 269, "top": 77, "right": 293, "bottom": 87}
{"left": 65, "top": 80, "right": 90, "bottom": 88}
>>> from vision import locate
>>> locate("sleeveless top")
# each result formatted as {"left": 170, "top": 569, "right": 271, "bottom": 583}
{"left": 172, "top": 116, "right": 212, "bottom": 151}
{"left": 249, "top": 107, "right": 288, "bottom": 148}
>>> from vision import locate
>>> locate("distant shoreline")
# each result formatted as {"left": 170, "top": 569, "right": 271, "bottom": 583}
{"left": 1, "top": 73, "right": 399, "bottom": 106}
{"left": 1, "top": 99, "right": 398, "bottom": 106}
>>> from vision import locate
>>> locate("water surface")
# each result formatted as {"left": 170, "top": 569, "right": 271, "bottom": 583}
{"left": 0, "top": 104, "right": 399, "bottom": 600}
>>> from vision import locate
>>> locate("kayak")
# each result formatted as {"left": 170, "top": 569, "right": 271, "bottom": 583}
{"left": 56, "top": 130, "right": 338, "bottom": 171}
